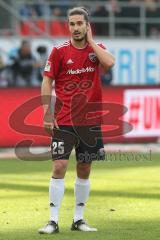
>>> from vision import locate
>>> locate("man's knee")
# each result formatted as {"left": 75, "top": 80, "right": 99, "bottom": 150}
{"left": 76, "top": 163, "right": 91, "bottom": 179}
{"left": 53, "top": 160, "right": 68, "bottom": 177}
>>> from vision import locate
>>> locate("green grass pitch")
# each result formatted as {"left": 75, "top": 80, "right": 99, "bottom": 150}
{"left": 0, "top": 153, "right": 160, "bottom": 240}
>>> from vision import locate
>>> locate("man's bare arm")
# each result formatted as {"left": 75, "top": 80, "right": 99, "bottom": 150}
{"left": 41, "top": 76, "right": 58, "bottom": 134}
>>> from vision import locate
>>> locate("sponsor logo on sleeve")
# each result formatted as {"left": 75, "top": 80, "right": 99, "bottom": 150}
{"left": 44, "top": 61, "right": 51, "bottom": 72}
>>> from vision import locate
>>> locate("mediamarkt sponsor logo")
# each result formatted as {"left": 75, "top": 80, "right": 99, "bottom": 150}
{"left": 67, "top": 67, "right": 95, "bottom": 74}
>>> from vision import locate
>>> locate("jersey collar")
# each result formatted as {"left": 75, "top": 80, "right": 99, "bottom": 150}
{"left": 70, "top": 40, "right": 88, "bottom": 50}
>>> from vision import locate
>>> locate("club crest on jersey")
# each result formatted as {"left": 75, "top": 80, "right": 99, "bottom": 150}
{"left": 89, "top": 53, "right": 97, "bottom": 62}
{"left": 44, "top": 61, "right": 51, "bottom": 72}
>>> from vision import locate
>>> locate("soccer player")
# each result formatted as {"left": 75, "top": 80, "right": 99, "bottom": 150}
{"left": 38, "top": 7, "right": 115, "bottom": 234}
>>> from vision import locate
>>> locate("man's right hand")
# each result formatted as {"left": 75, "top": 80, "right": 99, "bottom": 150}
{"left": 44, "top": 118, "right": 59, "bottom": 135}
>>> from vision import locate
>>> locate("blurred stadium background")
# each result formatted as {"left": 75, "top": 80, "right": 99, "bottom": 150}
{"left": 0, "top": 1, "right": 160, "bottom": 240}
{"left": 0, "top": 0, "right": 160, "bottom": 152}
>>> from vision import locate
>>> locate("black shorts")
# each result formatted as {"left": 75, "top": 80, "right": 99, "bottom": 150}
{"left": 51, "top": 125, "right": 105, "bottom": 162}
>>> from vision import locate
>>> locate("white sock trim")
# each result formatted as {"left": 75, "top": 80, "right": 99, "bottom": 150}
{"left": 50, "top": 177, "right": 65, "bottom": 184}
{"left": 76, "top": 177, "right": 90, "bottom": 185}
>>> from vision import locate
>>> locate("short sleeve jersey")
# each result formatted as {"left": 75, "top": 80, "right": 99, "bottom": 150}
{"left": 44, "top": 40, "right": 106, "bottom": 126}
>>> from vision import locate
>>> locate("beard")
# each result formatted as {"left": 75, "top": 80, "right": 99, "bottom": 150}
{"left": 73, "top": 33, "right": 87, "bottom": 42}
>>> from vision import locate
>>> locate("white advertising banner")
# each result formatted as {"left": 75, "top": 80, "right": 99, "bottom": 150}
{"left": 124, "top": 89, "right": 160, "bottom": 137}
{"left": 101, "top": 39, "right": 160, "bottom": 85}
{"left": 0, "top": 38, "right": 160, "bottom": 85}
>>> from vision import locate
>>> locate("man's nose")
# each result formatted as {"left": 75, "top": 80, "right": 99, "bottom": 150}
{"left": 74, "top": 25, "right": 79, "bottom": 31}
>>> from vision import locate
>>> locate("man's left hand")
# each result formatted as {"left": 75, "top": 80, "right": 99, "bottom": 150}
{"left": 87, "top": 24, "right": 94, "bottom": 45}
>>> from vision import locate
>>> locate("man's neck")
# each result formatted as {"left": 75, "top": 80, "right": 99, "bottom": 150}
{"left": 71, "top": 39, "right": 87, "bottom": 49}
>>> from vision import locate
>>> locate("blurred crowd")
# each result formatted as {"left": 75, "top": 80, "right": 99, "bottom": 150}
{"left": 92, "top": 0, "right": 160, "bottom": 37}
{"left": 18, "top": 0, "right": 160, "bottom": 37}
{"left": 0, "top": 40, "right": 112, "bottom": 88}
{"left": 0, "top": 40, "right": 48, "bottom": 87}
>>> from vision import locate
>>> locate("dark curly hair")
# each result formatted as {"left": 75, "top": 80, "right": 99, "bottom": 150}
{"left": 67, "top": 7, "right": 90, "bottom": 23}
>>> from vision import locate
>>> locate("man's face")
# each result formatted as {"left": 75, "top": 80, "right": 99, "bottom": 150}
{"left": 68, "top": 14, "right": 88, "bottom": 41}
{"left": 21, "top": 43, "right": 31, "bottom": 55}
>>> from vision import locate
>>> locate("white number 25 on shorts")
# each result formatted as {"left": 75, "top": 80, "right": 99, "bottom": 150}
{"left": 52, "top": 141, "right": 64, "bottom": 154}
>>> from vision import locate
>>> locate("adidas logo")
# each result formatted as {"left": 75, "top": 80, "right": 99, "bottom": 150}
{"left": 67, "top": 59, "right": 74, "bottom": 64}
{"left": 50, "top": 203, "right": 56, "bottom": 207}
